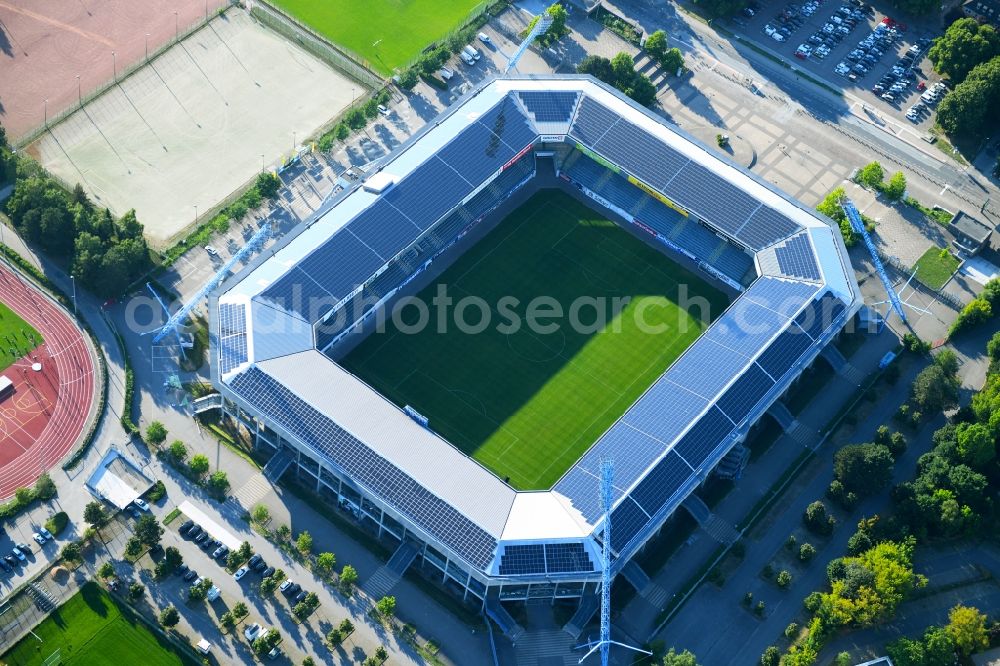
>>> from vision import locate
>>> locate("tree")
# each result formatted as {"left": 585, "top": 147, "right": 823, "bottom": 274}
{"left": 296, "top": 531, "right": 313, "bottom": 556}
{"left": 145, "top": 421, "right": 167, "bottom": 445}
{"left": 692, "top": 0, "right": 750, "bottom": 19}
{"left": 833, "top": 443, "right": 895, "bottom": 496}
{"left": 260, "top": 576, "right": 278, "bottom": 596}
{"left": 929, "top": 19, "right": 1000, "bottom": 83}
{"left": 956, "top": 422, "right": 995, "bottom": 467}
{"left": 397, "top": 69, "right": 418, "bottom": 91}
{"left": 855, "top": 161, "right": 884, "bottom": 189}
{"left": 375, "top": 595, "right": 396, "bottom": 619}
{"left": 315, "top": 552, "right": 336, "bottom": 579}
{"left": 804, "top": 500, "right": 834, "bottom": 535}
{"left": 233, "top": 601, "right": 249, "bottom": 619}
{"left": 577, "top": 55, "right": 615, "bottom": 84}
{"left": 256, "top": 172, "right": 281, "bottom": 199}
{"left": 339, "top": 618, "right": 354, "bottom": 635}
{"left": 374, "top": 646, "right": 388, "bottom": 662}
{"left": 661, "top": 47, "right": 685, "bottom": 74}
{"left": 98, "top": 561, "right": 115, "bottom": 579}
{"left": 128, "top": 582, "right": 144, "bottom": 601}
{"left": 327, "top": 628, "right": 344, "bottom": 646}
{"left": 207, "top": 471, "right": 230, "bottom": 496}
{"left": 645, "top": 30, "right": 668, "bottom": 61}
{"left": 84, "top": 501, "right": 107, "bottom": 527}
{"left": 124, "top": 536, "right": 144, "bottom": 559}
{"left": 799, "top": 543, "right": 816, "bottom": 562}
{"left": 168, "top": 440, "right": 187, "bottom": 464}
{"left": 14, "top": 487, "right": 30, "bottom": 506}
{"left": 923, "top": 625, "right": 957, "bottom": 664}
{"left": 611, "top": 52, "right": 637, "bottom": 89}
{"left": 936, "top": 56, "right": 1000, "bottom": 137}
{"left": 662, "top": 648, "right": 699, "bottom": 666}
{"left": 911, "top": 364, "right": 959, "bottom": 413}
{"left": 947, "top": 605, "right": 989, "bottom": 655}
{"left": 189, "top": 453, "right": 209, "bottom": 477}
{"left": 159, "top": 605, "right": 180, "bottom": 628}
{"left": 340, "top": 564, "right": 358, "bottom": 594}
{"left": 760, "top": 646, "right": 780, "bottom": 666}
{"left": 884, "top": 171, "right": 906, "bottom": 200}
{"left": 34, "top": 473, "right": 56, "bottom": 500}
{"left": 253, "top": 628, "right": 282, "bottom": 656}
{"left": 275, "top": 524, "right": 291, "bottom": 542}
{"left": 303, "top": 659, "right": 316, "bottom": 666}
{"left": 61, "top": 542, "right": 82, "bottom": 562}
{"left": 816, "top": 187, "right": 856, "bottom": 247}
{"left": 987, "top": 330, "right": 1000, "bottom": 361}
{"left": 156, "top": 546, "right": 183, "bottom": 578}
{"left": 251, "top": 504, "right": 270, "bottom": 524}
{"left": 776, "top": 570, "right": 792, "bottom": 587}
{"left": 135, "top": 514, "right": 164, "bottom": 546}
{"left": 951, "top": 296, "right": 994, "bottom": 336}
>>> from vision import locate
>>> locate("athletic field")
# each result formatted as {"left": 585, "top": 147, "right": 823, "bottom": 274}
{"left": 270, "top": 0, "right": 483, "bottom": 74}
{"left": 342, "top": 191, "right": 728, "bottom": 489}
{"left": 1, "top": 582, "right": 191, "bottom": 666}
{"left": 0, "top": 300, "right": 42, "bottom": 373}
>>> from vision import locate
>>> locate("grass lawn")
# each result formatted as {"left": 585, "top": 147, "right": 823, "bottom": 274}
{"left": 2, "top": 582, "right": 192, "bottom": 666}
{"left": 913, "top": 246, "right": 961, "bottom": 290}
{"left": 341, "top": 190, "right": 728, "bottom": 489}
{"left": 270, "top": 0, "right": 484, "bottom": 74}
{"left": 0, "top": 299, "right": 42, "bottom": 373}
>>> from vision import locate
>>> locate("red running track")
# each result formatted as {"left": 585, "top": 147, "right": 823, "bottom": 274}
{"left": 0, "top": 263, "right": 95, "bottom": 499}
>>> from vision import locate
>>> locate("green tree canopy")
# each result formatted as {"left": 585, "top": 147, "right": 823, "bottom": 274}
{"left": 947, "top": 605, "right": 988, "bottom": 655}
{"left": 645, "top": 30, "right": 669, "bottom": 61}
{"left": 884, "top": 171, "right": 906, "bottom": 200}
{"left": 929, "top": 19, "right": 1000, "bottom": 83}
{"left": 956, "top": 422, "right": 995, "bottom": 468}
{"left": 937, "top": 56, "right": 1000, "bottom": 137}
{"left": 833, "top": 443, "right": 895, "bottom": 496}
{"left": 662, "top": 648, "right": 700, "bottom": 666}
{"left": 856, "top": 161, "right": 885, "bottom": 188}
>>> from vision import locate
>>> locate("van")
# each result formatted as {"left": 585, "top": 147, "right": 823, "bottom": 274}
{"left": 438, "top": 67, "right": 454, "bottom": 81}
{"left": 462, "top": 44, "right": 481, "bottom": 61}
{"left": 478, "top": 32, "right": 491, "bottom": 45}
{"left": 460, "top": 51, "right": 475, "bottom": 66}
{"left": 196, "top": 639, "right": 212, "bottom": 655}
{"left": 206, "top": 585, "right": 221, "bottom": 602}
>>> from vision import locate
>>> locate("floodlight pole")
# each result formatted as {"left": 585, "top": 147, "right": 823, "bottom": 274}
{"left": 76, "top": 75, "right": 82, "bottom": 107}
{"left": 145, "top": 33, "right": 150, "bottom": 61}
{"left": 70, "top": 274, "right": 77, "bottom": 317}
{"left": 174, "top": 11, "right": 179, "bottom": 41}
{"left": 112, "top": 50, "right": 117, "bottom": 82}
{"left": 43, "top": 99, "right": 48, "bottom": 127}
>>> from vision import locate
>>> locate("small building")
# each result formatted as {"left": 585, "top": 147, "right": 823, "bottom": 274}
{"left": 973, "top": 646, "right": 1000, "bottom": 666}
{"left": 950, "top": 210, "right": 994, "bottom": 256}
{"left": 85, "top": 446, "right": 155, "bottom": 510}
{"left": 854, "top": 658, "right": 894, "bottom": 666}
{"left": 962, "top": 0, "right": 1000, "bottom": 24}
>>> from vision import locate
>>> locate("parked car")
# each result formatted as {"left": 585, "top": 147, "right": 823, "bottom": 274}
{"left": 294, "top": 590, "right": 308, "bottom": 604}
{"left": 194, "top": 532, "right": 209, "bottom": 545}
{"left": 176, "top": 564, "right": 189, "bottom": 577}
{"left": 16, "top": 543, "right": 31, "bottom": 555}
{"left": 38, "top": 527, "right": 53, "bottom": 541}
{"left": 244, "top": 623, "right": 264, "bottom": 642}
{"left": 248, "top": 554, "right": 263, "bottom": 569}
{"left": 186, "top": 524, "right": 202, "bottom": 539}
{"left": 3, "top": 555, "right": 17, "bottom": 568}
{"left": 32, "top": 533, "right": 46, "bottom": 546}
{"left": 261, "top": 566, "right": 275, "bottom": 578}
{"left": 213, "top": 544, "right": 228, "bottom": 559}
{"left": 11, "top": 548, "right": 26, "bottom": 563}
{"left": 205, "top": 246, "right": 219, "bottom": 258}
{"left": 133, "top": 498, "right": 150, "bottom": 512}
{"left": 279, "top": 579, "right": 294, "bottom": 594}
{"left": 477, "top": 32, "right": 491, "bottom": 44}
{"left": 234, "top": 566, "right": 250, "bottom": 581}
{"left": 0, "top": 560, "right": 11, "bottom": 573}
{"left": 283, "top": 582, "right": 301, "bottom": 597}
{"left": 183, "top": 569, "right": 198, "bottom": 582}
{"left": 438, "top": 67, "right": 454, "bottom": 81}
{"left": 460, "top": 51, "right": 475, "bottom": 66}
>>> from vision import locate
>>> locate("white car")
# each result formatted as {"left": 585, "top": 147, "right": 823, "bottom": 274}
{"left": 204, "top": 246, "right": 219, "bottom": 258}
{"left": 763, "top": 24, "right": 776, "bottom": 36}
{"left": 905, "top": 110, "right": 920, "bottom": 122}
{"left": 460, "top": 51, "right": 475, "bottom": 66}
{"left": 279, "top": 579, "right": 294, "bottom": 593}
{"left": 38, "top": 527, "right": 53, "bottom": 540}
{"left": 234, "top": 565, "right": 250, "bottom": 581}
{"left": 133, "top": 498, "right": 150, "bottom": 512}
{"left": 244, "top": 623, "right": 263, "bottom": 642}
{"left": 477, "top": 32, "right": 491, "bottom": 44}
{"left": 377, "top": 104, "right": 388, "bottom": 116}
{"left": 32, "top": 533, "right": 45, "bottom": 545}
{"left": 771, "top": 32, "right": 786, "bottom": 42}
{"left": 438, "top": 67, "right": 454, "bottom": 81}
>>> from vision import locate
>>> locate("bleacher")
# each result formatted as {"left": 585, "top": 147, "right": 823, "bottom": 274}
{"left": 318, "top": 156, "right": 537, "bottom": 352}
{"left": 562, "top": 153, "right": 754, "bottom": 284}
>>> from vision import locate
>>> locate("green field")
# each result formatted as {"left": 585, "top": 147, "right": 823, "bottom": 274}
{"left": 913, "top": 246, "right": 960, "bottom": 290}
{"left": 271, "top": 0, "right": 484, "bottom": 74}
{"left": 0, "top": 299, "right": 42, "bottom": 372}
{"left": 341, "top": 191, "right": 728, "bottom": 489}
{"left": 2, "top": 582, "right": 192, "bottom": 666}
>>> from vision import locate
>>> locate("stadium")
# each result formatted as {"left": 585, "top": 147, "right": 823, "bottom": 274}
{"left": 208, "top": 76, "right": 861, "bottom": 619}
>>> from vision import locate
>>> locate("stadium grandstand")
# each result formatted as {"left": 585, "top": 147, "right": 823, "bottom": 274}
{"left": 209, "top": 76, "right": 860, "bottom": 621}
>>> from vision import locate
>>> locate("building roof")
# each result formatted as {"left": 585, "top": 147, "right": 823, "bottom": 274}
{"left": 213, "top": 76, "right": 860, "bottom": 575}
{"left": 951, "top": 210, "right": 993, "bottom": 246}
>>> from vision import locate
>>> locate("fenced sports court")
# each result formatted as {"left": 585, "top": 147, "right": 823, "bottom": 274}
{"left": 28, "top": 8, "right": 358, "bottom": 248}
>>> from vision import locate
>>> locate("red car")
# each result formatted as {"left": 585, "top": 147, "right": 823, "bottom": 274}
{"left": 917, "top": 81, "right": 926, "bottom": 91}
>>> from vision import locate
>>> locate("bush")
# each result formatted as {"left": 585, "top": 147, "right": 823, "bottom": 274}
{"left": 128, "top": 582, "right": 144, "bottom": 601}
{"left": 99, "top": 561, "right": 115, "bottom": 579}
{"left": 255, "top": 172, "right": 280, "bottom": 199}
{"left": 785, "top": 622, "right": 799, "bottom": 638}
{"left": 339, "top": 564, "right": 358, "bottom": 594}
{"left": 146, "top": 421, "right": 167, "bottom": 446}
{"left": 776, "top": 570, "right": 792, "bottom": 588}
{"left": 855, "top": 161, "right": 885, "bottom": 189}
{"left": 804, "top": 500, "right": 834, "bottom": 535}
{"left": 61, "top": 541, "right": 82, "bottom": 562}
{"left": 146, "top": 480, "right": 166, "bottom": 502}
{"left": 159, "top": 605, "right": 180, "bottom": 627}
{"left": 375, "top": 595, "right": 396, "bottom": 619}
{"left": 760, "top": 646, "right": 780, "bottom": 666}
{"left": 189, "top": 454, "right": 209, "bottom": 478}
{"left": 754, "top": 600, "right": 766, "bottom": 617}
{"left": 45, "top": 511, "right": 69, "bottom": 536}
{"left": 799, "top": 543, "right": 816, "bottom": 562}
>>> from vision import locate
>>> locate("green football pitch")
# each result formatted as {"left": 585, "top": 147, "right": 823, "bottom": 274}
{"left": 341, "top": 190, "right": 729, "bottom": 490}
{"left": 270, "top": 0, "right": 484, "bottom": 74}
{"left": 2, "top": 582, "right": 191, "bottom": 666}
{"left": 0, "top": 300, "right": 42, "bottom": 372}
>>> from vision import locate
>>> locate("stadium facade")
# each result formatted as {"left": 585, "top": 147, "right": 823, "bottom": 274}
{"left": 209, "top": 76, "right": 861, "bottom": 611}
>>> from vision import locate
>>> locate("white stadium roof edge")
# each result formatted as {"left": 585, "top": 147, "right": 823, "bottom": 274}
{"left": 209, "top": 75, "right": 861, "bottom": 581}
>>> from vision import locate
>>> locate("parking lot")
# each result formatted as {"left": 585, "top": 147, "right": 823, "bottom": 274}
{"left": 734, "top": 0, "right": 944, "bottom": 127}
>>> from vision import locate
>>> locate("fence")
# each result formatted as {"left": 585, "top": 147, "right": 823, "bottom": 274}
{"left": 248, "top": 1, "right": 383, "bottom": 89}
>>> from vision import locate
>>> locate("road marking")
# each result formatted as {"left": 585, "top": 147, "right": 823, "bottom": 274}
{"left": 940, "top": 184, "right": 950, "bottom": 196}
{"left": 0, "top": 1, "right": 115, "bottom": 48}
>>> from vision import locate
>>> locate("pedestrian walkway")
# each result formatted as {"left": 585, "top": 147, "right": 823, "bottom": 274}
{"left": 230, "top": 472, "right": 271, "bottom": 510}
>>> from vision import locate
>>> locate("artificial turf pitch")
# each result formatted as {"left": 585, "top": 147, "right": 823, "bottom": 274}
{"left": 341, "top": 190, "right": 729, "bottom": 490}
{"left": 269, "top": 0, "right": 483, "bottom": 75}
{"left": 2, "top": 582, "right": 191, "bottom": 666}
{"left": 0, "top": 299, "right": 42, "bottom": 372}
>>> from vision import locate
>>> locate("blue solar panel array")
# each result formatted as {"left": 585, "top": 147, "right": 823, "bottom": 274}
{"left": 609, "top": 496, "right": 649, "bottom": 554}
{"left": 755, "top": 322, "right": 814, "bottom": 381}
{"left": 218, "top": 303, "right": 248, "bottom": 374}
{"left": 716, "top": 363, "right": 775, "bottom": 425}
{"left": 498, "top": 544, "right": 545, "bottom": 575}
{"left": 546, "top": 543, "right": 594, "bottom": 573}
{"left": 737, "top": 205, "right": 801, "bottom": 250}
{"left": 591, "top": 119, "right": 689, "bottom": 190}
{"left": 569, "top": 95, "right": 621, "bottom": 145}
{"left": 518, "top": 91, "right": 579, "bottom": 122}
{"left": 629, "top": 450, "right": 691, "bottom": 517}
{"left": 794, "top": 291, "right": 847, "bottom": 341}
{"left": 229, "top": 368, "right": 498, "bottom": 568}
{"left": 774, "top": 233, "right": 821, "bottom": 281}
{"left": 259, "top": 95, "right": 537, "bottom": 322}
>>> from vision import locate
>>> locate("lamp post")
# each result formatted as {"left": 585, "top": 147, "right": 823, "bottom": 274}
{"left": 112, "top": 50, "right": 117, "bottom": 81}
{"left": 194, "top": 205, "right": 198, "bottom": 223}
{"left": 70, "top": 274, "right": 77, "bottom": 317}
{"left": 261, "top": 154, "right": 265, "bottom": 174}
{"left": 174, "top": 11, "right": 179, "bottom": 41}
{"left": 76, "top": 75, "right": 82, "bottom": 107}
{"left": 145, "top": 33, "right": 150, "bottom": 61}
{"left": 292, "top": 131, "right": 296, "bottom": 152}
{"left": 43, "top": 98, "right": 48, "bottom": 127}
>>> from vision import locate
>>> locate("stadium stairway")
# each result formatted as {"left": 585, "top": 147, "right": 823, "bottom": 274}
{"left": 820, "top": 345, "right": 866, "bottom": 385}
{"left": 28, "top": 583, "right": 56, "bottom": 612}
{"left": 262, "top": 447, "right": 295, "bottom": 483}
{"left": 231, "top": 473, "right": 272, "bottom": 510}
{"left": 620, "top": 559, "right": 650, "bottom": 591}
{"left": 768, "top": 402, "right": 818, "bottom": 448}
{"left": 192, "top": 393, "right": 223, "bottom": 414}
{"left": 681, "top": 495, "right": 741, "bottom": 546}
{"left": 562, "top": 594, "right": 600, "bottom": 639}
{"left": 486, "top": 593, "right": 526, "bottom": 642}
{"left": 364, "top": 565, "right": 401, "bottom": 601}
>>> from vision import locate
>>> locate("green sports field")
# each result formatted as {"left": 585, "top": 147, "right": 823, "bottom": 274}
{"left": 270, "top": 0, "right": 484, "bottom": 74}
{"left": 341, "top": 191, "right": 729, "bottom": 489}
{"left": 2, "top": 582, "right": 192, "bottom": 666}
{"left": 0, "top": 300, "right": 42, "bottom": 372}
